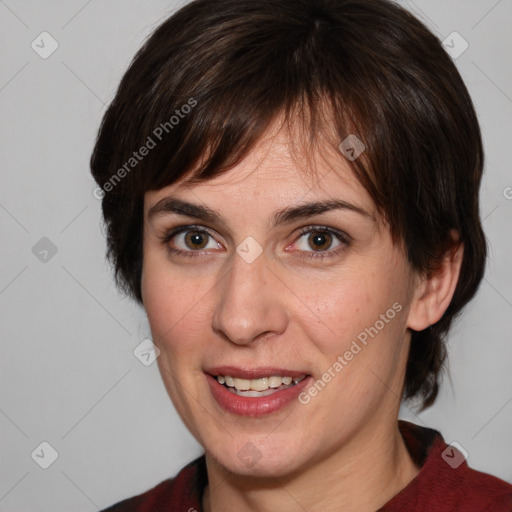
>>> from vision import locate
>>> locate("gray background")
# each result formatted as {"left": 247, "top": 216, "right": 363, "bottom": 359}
{"left": 0, "top": 0, "right": 511, "bottom": 510}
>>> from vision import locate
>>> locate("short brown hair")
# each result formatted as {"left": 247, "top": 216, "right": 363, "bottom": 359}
{"left": 90, "top": 0, "right": 487, "bottom": 409}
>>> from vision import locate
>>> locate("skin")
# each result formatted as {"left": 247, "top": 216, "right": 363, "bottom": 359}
{"left": 141, "top": 122, "right": 463, "bottom": 512}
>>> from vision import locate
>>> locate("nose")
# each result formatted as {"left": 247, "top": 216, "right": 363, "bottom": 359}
{"left": 211, "top": 252, "right": 289, "bottom": 346}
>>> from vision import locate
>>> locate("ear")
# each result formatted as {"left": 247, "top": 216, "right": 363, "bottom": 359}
{"left": 407, "top": 230, "right": 464, "bottom": 331}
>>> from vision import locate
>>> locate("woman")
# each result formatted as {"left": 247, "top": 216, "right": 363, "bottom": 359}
{"left": 91, "top": 0, "right": 512, "bottom": 510}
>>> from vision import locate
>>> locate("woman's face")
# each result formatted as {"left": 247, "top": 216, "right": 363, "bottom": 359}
{"left": 141, "top": 126, "right": 420, "bottom": 477}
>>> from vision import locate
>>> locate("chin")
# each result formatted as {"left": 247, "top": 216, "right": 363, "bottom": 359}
{"left": 207, "top": 437, "right": 307, "bottom": 479}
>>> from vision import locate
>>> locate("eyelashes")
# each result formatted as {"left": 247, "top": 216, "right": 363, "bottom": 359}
{"left": 159, "top": 225, "right": 220, "bottom": 259}
{"left": 159, "top": 224, "right": 351, "bottom": 261}
{"left": 290, "top": 226, "right": 350, "bottom": 259}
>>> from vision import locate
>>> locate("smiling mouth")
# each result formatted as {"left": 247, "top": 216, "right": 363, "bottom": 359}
{"left": 214, "top": 374, "right": 307, "bottom": 397}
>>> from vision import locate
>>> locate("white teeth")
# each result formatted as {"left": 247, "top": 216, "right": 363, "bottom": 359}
{"left": 233, "top": 378, "right": 251, "bottom": 391}
{"left": 268, "top": 376, "right": 282, "bottom": 388}
{"left": 216, "top": 374, "right": 306, "bottom": 392}
{"left": 250, "top": 377, "right": 268, "bottom": 391}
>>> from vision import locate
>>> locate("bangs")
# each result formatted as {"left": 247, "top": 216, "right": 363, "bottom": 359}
{"left": 127, "top": 31, "right": 371, "bottom": 200}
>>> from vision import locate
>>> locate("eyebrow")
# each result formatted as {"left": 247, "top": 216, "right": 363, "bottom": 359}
{"left": 147, "top": 196, "right": 374, "bottom": 228}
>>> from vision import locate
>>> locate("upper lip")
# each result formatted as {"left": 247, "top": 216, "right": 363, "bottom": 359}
{"left": 205, "top": 366, "right": 309, "bottom": 380}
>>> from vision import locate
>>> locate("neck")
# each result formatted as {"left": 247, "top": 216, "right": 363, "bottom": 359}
{"left": 202, "top": 419, "right": 420, "bottom": 512}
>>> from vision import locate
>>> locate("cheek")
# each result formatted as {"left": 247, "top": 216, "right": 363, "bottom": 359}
{"left": 142, "top": 253, "right": 200, "bottom": 346}
{"left": 298, "top": 272, "right": 411, "bottom": 409}
{"left": 299, "top": 266, "right": 402, "bottom": 352}
{"left": 300, "top": 283, "right": 410, "bottom": 422}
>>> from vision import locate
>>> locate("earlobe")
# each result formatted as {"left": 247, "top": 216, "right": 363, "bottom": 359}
{"left": 406, "top": 231, "right": 464, "bottom": 332}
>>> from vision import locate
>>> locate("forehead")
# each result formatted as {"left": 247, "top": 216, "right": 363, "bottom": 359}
{"left": 144, "top": 123, "right": 376, "bottom": 219}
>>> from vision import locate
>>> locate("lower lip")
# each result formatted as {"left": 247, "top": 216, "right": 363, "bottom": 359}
{"left": 206, "top": 374, "right": 312, "bottom": 417}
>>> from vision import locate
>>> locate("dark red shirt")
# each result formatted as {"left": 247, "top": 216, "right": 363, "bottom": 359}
{"left": 102, "top": 421, "right": 512, "bottom": 511}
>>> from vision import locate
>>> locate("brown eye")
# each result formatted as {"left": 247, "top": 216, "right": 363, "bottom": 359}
{"left": 184, "top": 231, "right": 209, "bottom": 250}
{"left": 291, "top": 227, "right": 350, "bottom": 260}
{"left": 164, "top": 227, "right": 221, "bottom": 255}
{"left": 307, "top": 231, "right": 333, "bottom": 251}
